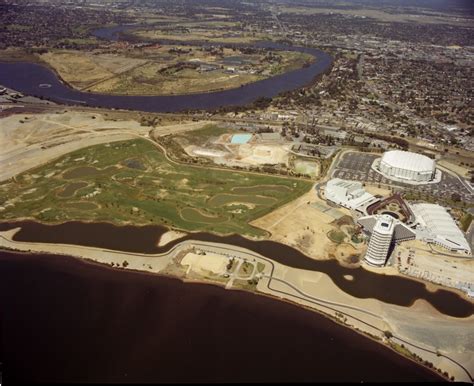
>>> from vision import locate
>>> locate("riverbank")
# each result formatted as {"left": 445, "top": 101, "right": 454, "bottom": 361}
{"left": 1, "top": 226, "right": 472, "bottom": 381}
{"left": 37, "top": 45, "right": 314, "bottom": 97}
{"left": 0, "top": 249, "right": 447, "bottom": 383}
{"left": 0, "top": 39, "right": 333, "bottom": 113}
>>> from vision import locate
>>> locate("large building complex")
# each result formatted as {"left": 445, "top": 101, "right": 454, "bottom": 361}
{"left": 377, "top": 150, "right": 437, "bottom": 183}
{"left": 358, "top": 214, "right": 416, "bottom": 266}
{"left": 410, "top": 203, "right": 471, "bottom": 254}
{"left": 366, "top": 193, "right": 416, "bottom": 225}
{"left": 325, "top": 178, "right": 379, "bottom": 212}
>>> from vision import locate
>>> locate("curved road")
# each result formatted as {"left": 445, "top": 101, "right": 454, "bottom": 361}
{"left": 0, "top": 231, "right": 470, "bottom": 381}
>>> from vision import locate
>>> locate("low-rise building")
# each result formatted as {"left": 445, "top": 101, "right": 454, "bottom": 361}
{"left": 325, "top": 178, "right": 379, "bottom": 213}
{"left": 410, "top": 203, "right": 471, "bottom": 254}
{"left": 322, "top": 128, "right": 347, "bottom": 140}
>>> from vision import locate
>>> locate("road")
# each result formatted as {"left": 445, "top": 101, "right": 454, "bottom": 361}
{"left": 269, "top": 5, "right": 288, "bottom": 34}
{"left": 0, "top": 229, "right": 471, "bottom": 382}
{"left": 2, "top": 99, "right": 472, "bottom": 160}
{"left": 467, "top": 222, "right": 474, "bottom": 255}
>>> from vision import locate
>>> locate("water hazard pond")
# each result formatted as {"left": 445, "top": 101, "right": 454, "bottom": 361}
{"left": 0, "top": 220, "right": 472, "bottom": 318}
{"left": 63, "top": 166, "right": 117, "bottom": 179}
{"left": 57, "top": 182, "right": 88, "bottom": 198}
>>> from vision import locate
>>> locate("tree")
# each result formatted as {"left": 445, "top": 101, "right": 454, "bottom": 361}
{"left": 451, "top": 192, "right": 461, "bottom": 202}
{"left": 383, "top": 330, "right": 393, "bottom": 339}
{"left": 122, "top": 260, "right": 129, "bottom": 268}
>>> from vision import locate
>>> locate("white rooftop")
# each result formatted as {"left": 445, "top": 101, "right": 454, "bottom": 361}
{"left": 381, "top": 150, "right": 435, "bottom": 173}
{"left": 325, "top": 178, "right": 378, "bottom": 211}
{"left": 374, "top": 215, "right": 396, "bottom": 235}
{"left": 410, "top": 203, "right": 471, "bottom": 254}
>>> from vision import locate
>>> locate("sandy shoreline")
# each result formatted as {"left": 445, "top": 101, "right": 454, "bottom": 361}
{"left": 158, "top": 230, "right": 187, "bottom": 246}
{"left": 0, "top": 228, "right": 472, "bottom": 382}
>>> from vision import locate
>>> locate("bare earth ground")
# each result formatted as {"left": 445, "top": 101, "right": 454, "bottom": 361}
{"left": 363, "top": 184, "right": 392, "bottom": 196}
{"left": 214, "top": 143, "right": 292, "bottom": 168}
{"left": 183, "top": 134, "right": 293, "bottom": 168}
{"left": 38, "top": 47, "right": 311, "bottom": 96}
{"left": 437, "top": 159, "right": 472, "bottom": 178}
{"left": 0, "top": 111, "right": 213, "bottom": 182}
{"left": 181, "top": 252, "right": 228, "bottom": 275}
{"left": 251, "top": 189, "right": 366, "bottom": 264}
{"left": 235, "top": 143, "right": 290, "bottom": 166}
{"left": 40, "top": 51, "right": 147, "bottom": 90}
{"left": 259, "top": 260, "right": 474, "bottom": 382}
{"left": 393, "top": 240, "right": 474, "bottom": 292}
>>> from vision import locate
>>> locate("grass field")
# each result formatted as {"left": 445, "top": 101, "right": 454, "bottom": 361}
{"left": 91, "top": 63, "right": 261, "bottom": 95}
{"left": 0, "top": 139, "right": 312, "bottom": 237}
{"left": 0, "top": 48, "right": 41, "bottom": 63}
{"left": 133, "top": 23, "right": 268, "bottom": 44}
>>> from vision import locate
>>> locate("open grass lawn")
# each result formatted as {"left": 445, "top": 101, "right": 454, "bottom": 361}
{"left": 0, "top": 139, "right": 312, "bottom": 237}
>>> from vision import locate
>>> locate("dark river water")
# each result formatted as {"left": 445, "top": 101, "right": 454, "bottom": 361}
{"left": 0, "top": 250, "right": 445, "bottom": 383}
{"left": 1, "top": 220, "right": 472, "bottom": 318}
{"left": 0, "top": 25, "right": 464, "bottom": 382}
{"left": 0, "top": 25, "right": 332, "bottom": 113}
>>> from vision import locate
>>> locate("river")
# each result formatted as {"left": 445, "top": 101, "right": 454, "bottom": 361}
{"left": 0, "top": 24, "right": 461, "bottom": 382}
{"left": 1, "top": 220, "right": 472, "bottom": 318}
{"left": 0, "top": 25, "right": 332, "bottom": 113}
{"left": 0, "top": 250, "right": 445, "bottom": 383}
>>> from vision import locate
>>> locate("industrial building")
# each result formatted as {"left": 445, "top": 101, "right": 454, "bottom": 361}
{"left": 325, "top": 178, "right": 379, "bottom": 212}
{"left": 410, "top": 203, "right": 471, "bottom": 254}
{"left": 377, "top": 150, "right": 437, "bottom": 183}
{"left": 358, "top": 214, "right": 416, "bottom": 266}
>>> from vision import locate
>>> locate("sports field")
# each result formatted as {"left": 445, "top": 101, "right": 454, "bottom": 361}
{"left": 0, "top": 139, "right": 312, "bottom": 237}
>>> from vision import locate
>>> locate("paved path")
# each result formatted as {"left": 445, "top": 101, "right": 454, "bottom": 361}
{"left": 0, "top": 231, "right": 471, "bottom": 382}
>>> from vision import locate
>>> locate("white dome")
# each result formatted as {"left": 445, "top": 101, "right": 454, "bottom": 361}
{"left": 381, "top": 151, "right": 434, "bottom": 172}
{"left": 379, "top": 151, "right": 435, "bottom": 182}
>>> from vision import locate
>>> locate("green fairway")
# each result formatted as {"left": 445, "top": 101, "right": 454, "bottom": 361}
{"left": 0, "top": 139, "right": 312, "bottom": 237}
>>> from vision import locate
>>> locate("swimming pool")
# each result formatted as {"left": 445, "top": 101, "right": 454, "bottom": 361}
{"left": 231, "top": 134, "right": 252, "bottom": 144}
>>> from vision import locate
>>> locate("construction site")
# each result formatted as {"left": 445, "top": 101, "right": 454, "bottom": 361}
{"left": 175, "top": 128, "right": 321, "bottom": 178}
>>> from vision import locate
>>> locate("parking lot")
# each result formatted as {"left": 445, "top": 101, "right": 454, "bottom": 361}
{"left": 332, "top": 152, "right": 473, "bottom": 203}
{"left": 394, "top": 247, "right": 474, "bottom": 296}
